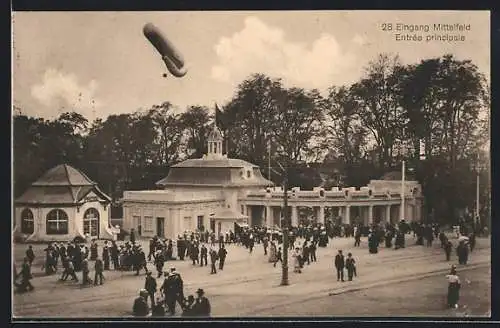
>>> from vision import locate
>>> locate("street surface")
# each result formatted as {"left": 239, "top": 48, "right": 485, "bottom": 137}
{"left": 13, "top": 234, "right": 490, "bottom": 318}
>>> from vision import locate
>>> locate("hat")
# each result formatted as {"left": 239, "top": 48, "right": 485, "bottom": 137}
{"left": 139, "top": 289, "right": 148, "bottom": 296}
{"left": 146, "top": 271, "right": 152, "bottom": 275}
{"left": 196, "top": 288, "right": 205, "bottom": 295}
{"left": 170, "top": 267, "right": 176, "bottom": 272}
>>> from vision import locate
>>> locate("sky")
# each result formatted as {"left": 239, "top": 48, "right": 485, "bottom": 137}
{"left": 12, "top": 11, "right": 490, "bottom": 121}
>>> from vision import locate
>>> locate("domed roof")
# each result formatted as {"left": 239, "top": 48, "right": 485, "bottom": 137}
{"left": 207, "top": 126, "right": 223, "bottom": 141}
{"left": 32, "top": 164, "right": 95, "bottom": 186}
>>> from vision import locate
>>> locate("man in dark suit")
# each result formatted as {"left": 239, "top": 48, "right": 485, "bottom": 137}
{"left": 144, "top": 271, "right": 157, "bottom": 308}
{"left": 334, "top": 250, "right": 345, "bottom": 282}
{"left": 218, "top": 245, "right": 227, "bottom": 270}
{"left": 192, "top": 288, "right": 211, "bottom": 317}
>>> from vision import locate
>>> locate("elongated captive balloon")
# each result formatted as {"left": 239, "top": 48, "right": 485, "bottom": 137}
{"left": 143, "top": 23, "right": 187, "bottom": 78}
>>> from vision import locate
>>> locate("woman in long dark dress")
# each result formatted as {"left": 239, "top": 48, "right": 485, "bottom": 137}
{"left": 446, "top": 266, "right": 461, "bottom": 308}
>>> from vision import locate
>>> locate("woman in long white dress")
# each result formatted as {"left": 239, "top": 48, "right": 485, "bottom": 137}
{"left": 292, "top": 247, "right": 301, "bottom": 273}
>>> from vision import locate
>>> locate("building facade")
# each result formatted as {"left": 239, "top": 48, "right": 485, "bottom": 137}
{"left": 14, "top": 164, "right": 115, "bottom": 242}
{"left": 122, "top": 125, "right": 424, "bottom": 239}
{"left": 122, "top": 125, "right": 272, "bottom": 240}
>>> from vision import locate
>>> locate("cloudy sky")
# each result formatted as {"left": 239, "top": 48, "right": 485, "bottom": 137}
{"left": 12, "top": 11, "right": 490, "bottom": 120}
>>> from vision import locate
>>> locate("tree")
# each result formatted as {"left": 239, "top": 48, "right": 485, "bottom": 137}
{"left": 323, "top": 86, "right": 370, "bottom": 186}
{"left": 147, "top": 102, "right": 185, "bottom": 166}
{"left": 180, "top": 105, "right": 211, "bottom": 158}
{"left": 351, "top": 54, "right": 405, "bottom": 169}
{"left": 271, "top": 87, "right": 325, "bottom": 165}
{"left": 223, "top": 74, "right": 281, "bottom": 166}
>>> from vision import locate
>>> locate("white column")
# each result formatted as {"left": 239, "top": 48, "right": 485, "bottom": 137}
{"left": 291, "top": 206, "right": 299, "bottom": 227}
{"left": 266, "top": 205, "right": 272, "bottom": 227}
{"left": 368, "top": 205, "right": 374, "bottom": 225}
{"left": 319, "top": 206, "right": 325, "bottom": 225}
{"left": 386, "top": 205, "right": 391, "bottom": 223}
{"left": 343, "top": 206, "right": 351, "bottom": 224}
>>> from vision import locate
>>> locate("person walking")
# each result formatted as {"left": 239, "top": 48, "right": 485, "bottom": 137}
{"left": 446, "top": 265, "right": 461, "bottom": 308}
{"left": 93, "top": 257, "right": 104, "bottom": 285}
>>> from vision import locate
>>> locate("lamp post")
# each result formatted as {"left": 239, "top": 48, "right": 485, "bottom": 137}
{"left": 400, "top": 159, "right": 405, "bottom": 221}
{"left": 280, "top": 165, "right": 289, "bottom": 286}
{"left": 400, "top": 128, "right": 407, "bottom": 222}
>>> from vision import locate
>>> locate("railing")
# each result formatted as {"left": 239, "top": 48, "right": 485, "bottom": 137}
{"left": 243, "top": 188, "right": 416, "bottom": 202}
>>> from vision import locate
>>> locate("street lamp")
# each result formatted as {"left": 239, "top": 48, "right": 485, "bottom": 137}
{"left": 474, "top": 153, "right": 485, "bottom": 221}
{"left": 277, "top": 161, "right": 289, "bottom": 286}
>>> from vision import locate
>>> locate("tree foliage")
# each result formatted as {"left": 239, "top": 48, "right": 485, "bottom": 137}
{"left": 13, "top": 54, "right": 489, "bottom": 223}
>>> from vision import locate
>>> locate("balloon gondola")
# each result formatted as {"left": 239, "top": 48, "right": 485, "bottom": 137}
{"left": 143, "top": 23, "right": 187, "bottom": 78}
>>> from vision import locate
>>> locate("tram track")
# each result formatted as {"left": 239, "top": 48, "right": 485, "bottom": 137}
{"left": 240, "top": 261, "right": 490, "bottom": 316}
{"left": 15, "top": 247, "right": 489, "bottom": 315}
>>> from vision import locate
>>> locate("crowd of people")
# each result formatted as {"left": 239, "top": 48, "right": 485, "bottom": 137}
{"left": 14, "top": 215, "right": 483, "bottom": 316}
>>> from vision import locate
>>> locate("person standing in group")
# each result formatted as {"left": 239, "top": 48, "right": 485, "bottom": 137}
{"left": 110, "top": 241, "right": 119, "bottom": 270}
{"left": 334, "top": 250, "right": 345, "bottom": 282}
{"left": 200, "top": 244, "right": 208, "bottom": 267}
{"left": 94, "top": 256, "right": 104, "bottom": 285}
{"left": 262, "top": 235, "right": 269, "bottom": 256}
{"left": 444, "top": 240, "right": 453, "bottom": 261}
{"left": 354, "top": 227, "right": 361, "bottom": 247}
{"left": 218, "top": 245, "right": 227, "bottom": 270}
{"left": 155, "top": 250, "right": 165, "bottom": 278}
{"left": 274, "top": 247, "right": 282, "bottom": 268}
{"left": 456, "top": 240, "right": 469, "bottom": 265}
{"left": 191, "top": 243, "right": 200, "bottom": 265}
{"left": 345, "top": 253, "right": 356, "bottom": 281}
{"left": 26, "top": 245, "right": 35, "bottom": 266}
{"left": 133, "top": 289, "right": 150, "bottom": 317}
{"left": 292, "top": 247, "right": 301, "bottom": 273}
{"left": 130, "top": 228, "right": 136, "bottom": 244}
{"left": 192, "top": 288, "right": 211, "bottom": 317}
{"left": 144, "top": 271, "right": 157, "bottom": 308}
{"left": 309, "top": 241, "right": 317, "bottom": 263}
{"left": 17, "top": 257, "right": 34, "bottom": 292}
{"left": 102, "top": 242, "right": 110, "bottom": 271}
{"left": 210, "top": 248, "right": 218, "bottom": 274}
{"left": 60, "top": 255, "right": 78, "bottom": 282}
{"left": 81, "top": 257, "right": 91, "bottom": 286}
{"left": 135, "top": 247, "right": 149, "bottom": 276}
{"left": 469, "top": 233, "right": 476, "bottom": 252}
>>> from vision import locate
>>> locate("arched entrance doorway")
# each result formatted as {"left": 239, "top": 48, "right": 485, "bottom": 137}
{"left": 83, "top": 208, "right": 100, "bottom": 238}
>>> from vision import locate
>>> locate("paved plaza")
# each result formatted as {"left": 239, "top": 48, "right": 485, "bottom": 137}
{"left": 13, "top": 234, "right": 490, "bottom": 318}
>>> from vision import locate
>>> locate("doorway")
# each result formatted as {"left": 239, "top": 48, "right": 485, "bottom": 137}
{"left": 156, "top": 217, "right": 165, "bottom": 238}
{"left": 210, "top": 218, "right": 215, "bottom": 233}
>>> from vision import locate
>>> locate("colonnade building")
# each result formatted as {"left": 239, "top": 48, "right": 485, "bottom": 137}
{"left": 122, "top": 126, "right": 423, "bottom": 240}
